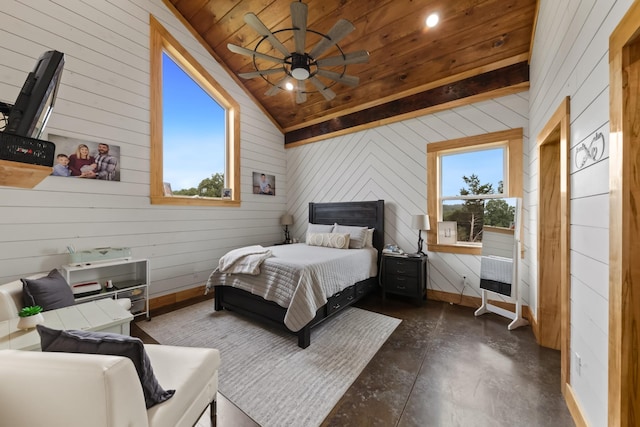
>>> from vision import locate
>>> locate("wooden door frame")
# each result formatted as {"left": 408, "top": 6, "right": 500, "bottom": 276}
{"left": 608, "top": 2, "right": 640, "bottom": 425}
{"left": 536, "top": 96, "right": 570, "bottom": 388}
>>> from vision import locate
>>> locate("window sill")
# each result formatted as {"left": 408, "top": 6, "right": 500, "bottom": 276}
{"left": 151, "top": 195, "right": 240, "bottom": 207}
{"left": 428, "top": 243, "right": 482, "bottom": 256}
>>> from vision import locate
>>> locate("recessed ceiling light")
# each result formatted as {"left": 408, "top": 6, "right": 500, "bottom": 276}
{"left": 426, "top": 13, "right": 439, "bottom": 28}
{"left": 285, "top": 81, "right": 294, "bottom": 91}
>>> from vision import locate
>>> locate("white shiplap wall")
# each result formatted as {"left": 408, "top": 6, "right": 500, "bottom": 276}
{"left": 0, "top": 0, "right": 286, "bottom": 296}
{"left": 530, "top": 1, "right": 634, "bottom": 425}
{"left": 286, "top": 92, "right": 529, "bottom": 306}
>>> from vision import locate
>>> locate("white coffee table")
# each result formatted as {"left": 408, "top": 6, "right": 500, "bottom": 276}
{"left": 0, "top": 298, "right": 134, "bottom": 351}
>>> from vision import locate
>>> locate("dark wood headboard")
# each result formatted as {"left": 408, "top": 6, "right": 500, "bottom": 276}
{"left": 308, "top": 200, "right": 385, "bottom": 257}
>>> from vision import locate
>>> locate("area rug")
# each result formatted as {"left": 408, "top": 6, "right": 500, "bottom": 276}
{"left": 138, "top": 300, "right": 401, "bottom": 427}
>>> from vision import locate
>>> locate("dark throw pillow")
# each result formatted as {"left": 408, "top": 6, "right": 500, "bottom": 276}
{"left": 36, "top": 324, "right": 175, "bottom": 409}
{"left": 21, "top": 269, "right": 75, "bottom": 311}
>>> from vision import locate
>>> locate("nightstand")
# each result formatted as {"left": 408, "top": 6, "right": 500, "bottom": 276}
{"left": 381, "top": 255, "right": 428, "bottom": 305}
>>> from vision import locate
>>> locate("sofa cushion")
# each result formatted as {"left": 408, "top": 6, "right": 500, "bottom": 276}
{"left": 145, "top": 344, "right": 220, "bottom": 427}
{"left": 37, "top": 325, "right": 175, "bottom": 409}
{"left": 21, "top": 269, "right": 75, "bottom": 311}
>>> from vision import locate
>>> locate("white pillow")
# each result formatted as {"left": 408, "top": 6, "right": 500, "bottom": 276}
{"left": 333, "top": 223, "right": 368, "bottom": 249}
{"left": 364, "top": 228, "right": 375, "bottom": 248}
{"left": 306, "top": 223, "right": 334, "bottom": 242}
{"left": 307, "top": 232, "right": 350, "bottom": 249}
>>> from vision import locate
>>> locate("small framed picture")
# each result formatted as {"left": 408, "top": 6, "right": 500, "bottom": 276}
{"left": 163, "top": 182, "right": 173, "bottom": 196}
{"left": 252, "top": 172, "right": 276, "bottom": 196}
{"left": 222, "top": 188, "right": 232, "bottom": 199}
{"left": 438, "top": 221, "right": 457, "bottom": 244}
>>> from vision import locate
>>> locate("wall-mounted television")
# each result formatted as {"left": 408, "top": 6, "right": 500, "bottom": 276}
{"left": 5, "top": 50, "right": 65, "bottom": 139}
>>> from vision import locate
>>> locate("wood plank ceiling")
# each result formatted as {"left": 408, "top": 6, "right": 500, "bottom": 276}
{"left": 166, "top": 0, "right": 537, "bottom": 145}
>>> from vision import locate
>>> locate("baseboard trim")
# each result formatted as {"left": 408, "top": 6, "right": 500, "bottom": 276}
{"left": 426, "top": 289, "right": 540, "bottom": 338}
{"left": 426, "top": 289, "right": 533, "bottom": 321}
{"left": 564, "top": 383, "right": 588, "bottom": 427}
{"left": 149, "top": 285, "right": 212, "bottom": 311}
{"left": 155, "top": 287, "right": 533, "bottom": 325}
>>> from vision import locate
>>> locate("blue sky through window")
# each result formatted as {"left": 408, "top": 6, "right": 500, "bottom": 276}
{"left": 162, "top": 53, "right": 226, "bottom": 191}
{"left": 441, "top": 148, "right": 504, "bottom": 196}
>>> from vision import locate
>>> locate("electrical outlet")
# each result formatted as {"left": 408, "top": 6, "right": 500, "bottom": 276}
{"left": 462, "top": 275, "right": 468, "bottom": 286}
{"left": 575, "top": 352, "right": 582, "bottom": 376}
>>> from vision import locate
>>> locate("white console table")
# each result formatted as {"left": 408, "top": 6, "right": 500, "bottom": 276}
{"left": 0, "top": 299, "right": 133, "bottom": 351}
{"left": 61, "top": 258, "right": 150, "bottom": 320}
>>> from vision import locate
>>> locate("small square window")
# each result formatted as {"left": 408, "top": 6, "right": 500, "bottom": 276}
{"left": 427, "top": 129, "right": 523, "bottom": 254}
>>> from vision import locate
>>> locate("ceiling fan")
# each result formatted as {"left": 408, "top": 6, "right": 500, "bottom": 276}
{"left": 227, "top": 0, "right": 369, "bottom": 103}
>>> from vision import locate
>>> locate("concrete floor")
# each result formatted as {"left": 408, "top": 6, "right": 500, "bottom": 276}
{"left": 132, "top": 293, "right": 575, "bottom": 427}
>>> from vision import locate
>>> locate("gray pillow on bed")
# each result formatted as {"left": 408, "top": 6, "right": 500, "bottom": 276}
{"left": 334, "top": 224, "right": 368, "bottom": 249}
{"left": 364, "top": 228, "right": 375, "bottom": 248}
{"left": 306, "top": 223, "right": 334, "bottom": 242}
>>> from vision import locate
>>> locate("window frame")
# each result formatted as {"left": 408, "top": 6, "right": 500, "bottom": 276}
{"left": 426, "top": 128, "right": 523, "bottom": 255}
{"left": 150, "top": 16, "right": 240, "bottom": 207}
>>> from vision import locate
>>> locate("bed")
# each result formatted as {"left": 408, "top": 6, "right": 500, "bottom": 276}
{"left": 208, "top": 200, "right": 384, "bottom": 348}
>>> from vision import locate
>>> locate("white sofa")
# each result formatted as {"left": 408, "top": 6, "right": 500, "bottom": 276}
{"left": 0, "top": 345, "right": 220, "bottom": 427}
{"left": 0, "top": 272, "right": 131, "bottom": 322}
{"left": 0, "top": 272, "right": 221, "bottom": 426}
{"left": 0, "top": 273, "right": 43, "bottom": 322}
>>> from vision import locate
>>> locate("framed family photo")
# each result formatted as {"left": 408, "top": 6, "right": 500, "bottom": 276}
{"left": 252, "top": 172, "right": 275, "bottom": 195}
{"left": 48, "top": 134, "right": 121, "bottom": 181}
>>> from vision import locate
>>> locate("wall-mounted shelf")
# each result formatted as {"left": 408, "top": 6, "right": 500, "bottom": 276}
{"left": 0, "top": 160, "right": 51, "bottom": 188}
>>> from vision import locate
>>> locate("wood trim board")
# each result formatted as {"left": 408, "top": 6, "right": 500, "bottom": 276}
{"left": 608, "top": 2, "right": 640, "bottom": 425}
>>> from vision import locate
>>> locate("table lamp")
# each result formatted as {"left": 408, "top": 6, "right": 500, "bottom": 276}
{"left": 280, "top": 214, "right": 293, "bottom": 243}
{"left": 410, "top": 214, "right": 430, "bottom": 257}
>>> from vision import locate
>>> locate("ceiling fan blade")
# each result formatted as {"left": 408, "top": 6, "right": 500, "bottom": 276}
{"left": 308, "top": 19, "right": 355, "bottom": 59}
{"left": 265, "top": 85, "right": 282, "bottom": 97}
{"left": 316, "top": 50, "right": 370, "bottom": 67}
{"left": 244, "top": 13, "right": 290, "bottom": 57}
{"left": 238, "top": 68, "right": 285, "bottom": 79}
{"left": 265, "top": 76, "right": 288, "bottom": 96}
{"left": 316, "top": 69, "right": 359, "bottom": 86}
{"left": 296, "top": 80, "right": 307, "bottom": 103}
{"left": 228, "top": 43, "right": 285, "bottom": 64}
{"left": 291, "top": 1, "right": 308, "bottom": 54}
{"left": 310, "top": 77, "right": 336, "bottom": 101}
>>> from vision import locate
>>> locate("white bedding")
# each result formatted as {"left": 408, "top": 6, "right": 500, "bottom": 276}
{"left": 205, "top": 243, "right": 378, "bottom": 332}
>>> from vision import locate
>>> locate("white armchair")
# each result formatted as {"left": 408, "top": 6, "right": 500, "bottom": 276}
{"left": 0, "top": 344, "right": 220, "bottom": 427}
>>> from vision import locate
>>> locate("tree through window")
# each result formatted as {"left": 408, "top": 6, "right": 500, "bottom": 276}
{"left": 427, "top": 129, "right": 523, "bottom": 255}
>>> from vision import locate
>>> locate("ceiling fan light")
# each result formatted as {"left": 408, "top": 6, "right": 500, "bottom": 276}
{"left": 426, "top": 13, "right": 439, "bottom": 28}
{"left": 291, "top": 67, "right": 310, "bottom": 80}
{"left": 285, "top": 81, "right": 295, "bottom": 91}
{"left": 291, "top": 53, "right": 310, "bottom": 80}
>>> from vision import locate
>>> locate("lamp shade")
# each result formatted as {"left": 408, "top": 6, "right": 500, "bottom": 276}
{"left": 280, "top": 214, "right": 293, "bottom": 226}
{"left": 411, "top": 214, "right": 430, "bottom": 231}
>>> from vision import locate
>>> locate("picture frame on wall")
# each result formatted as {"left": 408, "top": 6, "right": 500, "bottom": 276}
{"left": 163, "top": 182, "right": 173, "bottom": 196}
{"left": 438, "top": 221, "right": 457, "bottom": 244}
{"left": 252, "top": 172, "right": 275, "bottom": 195}
{"left": 48, "top": 134, "right": 121, "bottom": 181}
